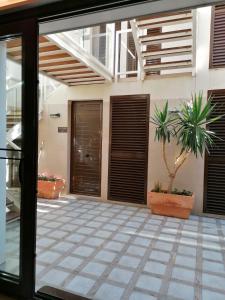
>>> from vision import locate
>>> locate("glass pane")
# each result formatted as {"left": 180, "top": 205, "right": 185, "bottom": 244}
{"left": 0, "top": 37, "right": 22, "bottom": 276}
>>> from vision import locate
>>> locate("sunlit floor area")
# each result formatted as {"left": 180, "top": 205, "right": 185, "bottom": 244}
{"left": 3, "top": 196, "right": 225, "bottom": 300}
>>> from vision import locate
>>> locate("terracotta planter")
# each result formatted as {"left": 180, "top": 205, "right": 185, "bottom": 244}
{"left": 37, "top": 179, "right": 65, "bottom": 199}
{"left": 148, "top": 191, "right": 194, "bottom": 219}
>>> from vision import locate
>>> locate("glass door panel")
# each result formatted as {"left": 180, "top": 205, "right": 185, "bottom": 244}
{"left": 0, "top": 37, "right": 22, "bottom": 276}
{"left": 0, "top": 19, "right": 38, "bottom": 300}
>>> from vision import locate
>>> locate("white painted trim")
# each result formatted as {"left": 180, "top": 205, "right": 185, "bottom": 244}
{"left": 47, "top": 33, "right": 113, "bottom": 82}
{"left": 140, "top": 30, "right": 192, "bottom": 42}
{"left": 117, "top": 71, "right": 138, "bottom": 75}
{"left": 144, "top": 60, "right": 192, "bottom": 71}
{"left": 142, "top": 47, "right": 192, "bottom": 58}
{"left": 142, "top": 35, "right": 192, "bottom": 45}
{"left": 130, "top": 20, "right": 145, "bottom": 80}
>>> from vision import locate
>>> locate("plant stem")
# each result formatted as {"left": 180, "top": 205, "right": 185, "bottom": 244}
{"left": 167, "top": 151, "right": 190, "bottom": 193}
{"left": 163, "top": 141, "right": 171, "bottom": 176}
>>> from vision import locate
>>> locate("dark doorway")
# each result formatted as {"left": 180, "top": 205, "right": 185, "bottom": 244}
{"left": 70, "top": 100, "right": 103, "bottom": 196}
{"left": 108, "top": 94, "right": 150, "bottom": 204}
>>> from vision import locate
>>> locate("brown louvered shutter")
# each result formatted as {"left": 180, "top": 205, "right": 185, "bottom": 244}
{"left": 145, "top": 28, "right": 161, "bottom": 75}
{"left": 210, "top": 5, "right": 225, "bottom": 68}
{"left": 204, "top": 90, "right": 225, "bottom": 214}
{"left": 108, "top": 95, "right": 150, "bottom": 204}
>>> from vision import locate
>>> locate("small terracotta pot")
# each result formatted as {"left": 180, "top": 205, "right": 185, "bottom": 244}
{"left": 37, "top": 179, "right": 65, "bottom": 199}
{"left": 148, "top": 191, "right": 194, "bottom": 219}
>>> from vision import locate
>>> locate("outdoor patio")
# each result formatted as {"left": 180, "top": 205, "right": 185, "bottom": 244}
{"left": 4, "top": 196, "right": 225, "bottom": 300}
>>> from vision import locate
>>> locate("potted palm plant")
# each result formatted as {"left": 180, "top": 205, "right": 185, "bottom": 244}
{"left": 148, "top": 92, "right": 220, "bottom": 219}
{"left": 37, "top": 174, "right": 65, "bottom": 199}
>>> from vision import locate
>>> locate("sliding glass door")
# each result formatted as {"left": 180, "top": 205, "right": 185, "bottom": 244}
{"left": 0, "top": 20, "right": 38, "bottom": 299}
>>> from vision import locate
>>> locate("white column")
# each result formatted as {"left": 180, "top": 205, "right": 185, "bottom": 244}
{"left": 0, "top": 41, "right": 7, "bottom": 265}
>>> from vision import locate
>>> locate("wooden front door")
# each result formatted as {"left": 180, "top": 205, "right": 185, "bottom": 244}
{"left": 70, "top": 101, "right": 102, "bottom": 196}
{"left": 108, "top": 95, "right": 150, "bottom": 204}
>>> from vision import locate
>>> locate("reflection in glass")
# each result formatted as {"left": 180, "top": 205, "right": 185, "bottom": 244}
{"left": 0, "top": 37, "right": 22, "bottom": 276}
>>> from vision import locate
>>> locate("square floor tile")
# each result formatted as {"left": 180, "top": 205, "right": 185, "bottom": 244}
{"left": 178, "top": 245, "right": 197, "bottom": 257}
{"left": 95, "top": 283, "right": 124, "bottom": 300}
{"left": 103, "top": 224, "right": 119, "bottom": 231}
{"left": 108, "top": 267, "right": 133, "bottom": 285}
{"left": 37, "top": 227, "right": 52, "bottom": 235}
{"left": 61, "top": 224, "right": 78, "bottom": 232}
{"left": 175, "top": 255, "right": 196, "bottom": 268}
{"left": 72, "top": 219, "right": 87, "bottom": 225}
{"left": 168, "top": 281, "right": 194, "bottom": 300}
{"left": 105, "top": 241, "right": 124, "bottom": 252}
{"left": 144, "top": 261, "right": 167, "bottom": 275}
{"left": 58, "top": 256, "right": 83, "bottom": 270}
{"left": 129, "top": 291, "right": 157, "bottom": 300}
{"left": 202, "top": 289, "right": 225, "bottom": 300}
{"left": 119, "top": 255, "right": 141, "bottom": 269}
{"left": 82, "top": 262, "right": 107, "bottom": 277}
{"left": 95, "top": 250, "right": 117, "bottom": 263}
{"left": 66, "top": 275, "right": 95, "bottom": 295}
{"left": 74, "top": 246, "right": 95, "bottom": 257}
{"left": 203, "top": 250, "right": 223, "bottom": 262}
{"left": 125, "top": 221, "right": 142, "bottom": 229}
{"left": 36, "top": 264, "right": 46, "bottom": 276}
{"left": 85, "top": 237, "right": 105, "bottom": 247}
{"left": 127, "top": 245, "right": 146, "bottom": 257}
{"left": 87, "top": 221, "right": 102, "bottom": 228}
{"left": 202, "top": 273, "right": 225, "bottom": 291}
{"left": 76, "top": 227, "right": 95, "bottom": 236}
{"left": 203, "top": 260, "right": 225, "bottom": 274}
{"left": 154, "top": 241, "right": 173, "bottom": 252}
{"left": 48, "top": 230, "right": 68, "bottom": 239}
{"left": 113, "top": 233, "right": 131, "bottom": 243}
{"left": 44, "top": 221, "right": 62, "bottom": 229}
{"left": 172, "top": 267, "right": 195, "bottom": 283}
{"left": 52, "top": 241, "right": 74, "bottom": 253}
{"left": 133, "top": 237, "right": 151, "bottom": 247}
{"left": 110, "top": 219, "right": 125, "bottom": 225}
{"left": 95, "top": 217, "right": 109, "bottom": 223}
{"left": 149, "top": 250, "right": 171, "bottom": 263}
{"left": 41, "top": 269, "right": 69, "bottom": 286}
{"left": 38, "top": 251, "right": 61, "bottom": 264}
{"left": 66, "top": 233, "right": 86, "bottom": 243}
{"left": 136, "top": 275, "right": 161, "bottom": 292}
{"left": 94, "top": 230, "right": 113, "bottom": 239}
{"left": 202, "top": 250, "right": 223, "bottom": 261}
{"left": 37, "top": 238, "right": 56, "bottom": 248}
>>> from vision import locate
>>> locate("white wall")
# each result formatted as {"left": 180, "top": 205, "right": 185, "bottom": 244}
{"left": 38, "top": 6, "right": 225, "bottom": 214}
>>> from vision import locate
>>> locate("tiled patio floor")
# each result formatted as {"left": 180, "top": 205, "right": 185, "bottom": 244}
{"left": 4, "top": 196, "right": 225, "bottom": 300}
